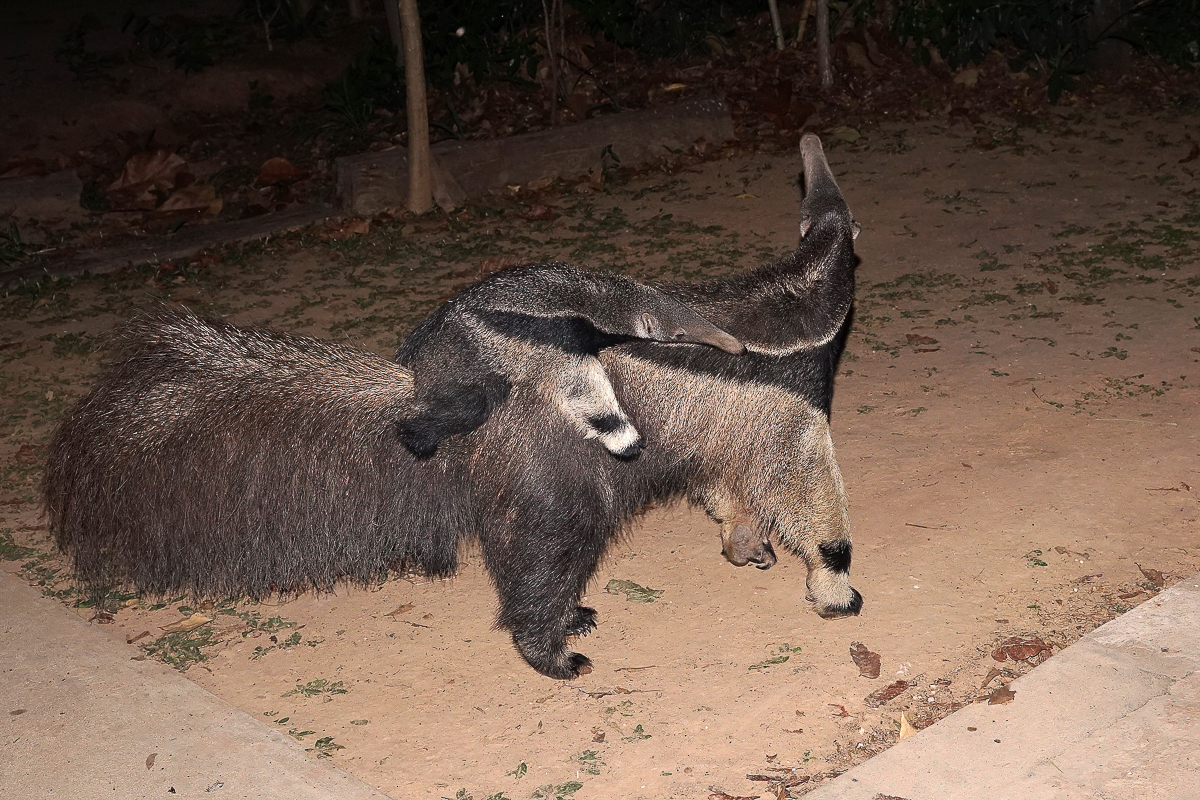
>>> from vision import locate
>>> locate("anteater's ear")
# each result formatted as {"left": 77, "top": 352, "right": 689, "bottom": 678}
{"left": 638, "top": 312, "right": 663, "bottom": 339}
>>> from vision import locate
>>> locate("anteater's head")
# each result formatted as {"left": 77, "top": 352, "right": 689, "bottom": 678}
{"left": 630, "top": 295, "right": 745, "bottom": 354}
{"left": 798, "top": 134, "right": 860, "bottom": 242}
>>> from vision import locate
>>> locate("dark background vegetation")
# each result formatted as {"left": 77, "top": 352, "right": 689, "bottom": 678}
{"left": 2, "top": 0, "right": 1198, "bottom": 271}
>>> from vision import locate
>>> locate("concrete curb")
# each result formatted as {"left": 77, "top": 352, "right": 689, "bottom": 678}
{"left": 0, "top": 569, "right": 395, "bottom": 800}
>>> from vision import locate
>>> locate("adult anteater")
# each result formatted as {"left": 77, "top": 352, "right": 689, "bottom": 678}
{"left": 45, "top": 134, "right": 861, "bottom": 679}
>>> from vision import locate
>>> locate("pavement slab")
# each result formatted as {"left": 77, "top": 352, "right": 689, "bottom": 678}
{"left": 0, "top": 569, "right": 396, "bottom": 800}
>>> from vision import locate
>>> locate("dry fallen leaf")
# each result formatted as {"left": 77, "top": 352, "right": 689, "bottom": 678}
{"left": 708, "top": 793, "right": 759, "bottom": 800}
{"left": 158, "top": 183, "right": 221, "bottom": 215}
{"left": 850, "top": 641, "right": 881, "bottom": 679}
{"left": 906, "top": 333, "right": 939, "bottom": 346}
{"left": 16, "top": 444, "right": 37, "bottom": 466}
{"left": 898, "top": 711, "right": 917, "bottom": 740}
{"left": 517, "top": 204, "right": 556, "bottom": 221}
{"left": 257, "top": 157, "right": 308, "bottom": 186}
{"left": 865, "top": 680, "right": 909, "bottom": 708}
{"left": 991, "top": 636, "right": 1051, "bottom": 662}
{"left": 146, "top": 753, "right": 157, "bottom": 770}
{"left": 110, "top": 150, "right": 187, "bottom": 192}
{"left": 980, "top": 667, "right": 1004, "bottom": 689}
{"left": 987, "top": 686, "right": 1016, "bottom": 705}
{"left": 0, "top": 156, "right": 46, "bottom": 179}
{"left": 385, "top": 603, "right": 415, "bottom": 616}
{"left": 319, "top": 218, "right": 371, "bottom": 241}
{"left": 828, "top": 703, "right": 849, "bottom": 717}
{"left": 159, "top": 613, "right": 211, "bottom": 633}
{"left": 1135, "top": 563, "right": 1165, "bottom": 585}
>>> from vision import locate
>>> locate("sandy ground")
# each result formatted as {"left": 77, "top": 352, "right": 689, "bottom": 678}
{"left": 2, "top": 104, "right": 1198, "bottom": 800}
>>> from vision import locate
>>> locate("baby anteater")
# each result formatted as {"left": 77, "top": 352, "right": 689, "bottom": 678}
{"left": 393, "top": 263, "right": 744, "bottom": 459}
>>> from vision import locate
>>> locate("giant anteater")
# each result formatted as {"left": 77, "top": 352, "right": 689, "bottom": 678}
{"left": 44, "top": 134, "right": 861, "bottom": 679}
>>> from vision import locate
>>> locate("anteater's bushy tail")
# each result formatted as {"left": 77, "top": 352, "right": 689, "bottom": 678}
{"left": 44, "top": 308, "right": 470, "bottom": 600}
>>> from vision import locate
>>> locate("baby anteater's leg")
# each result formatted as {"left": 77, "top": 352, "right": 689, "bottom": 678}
{"left": 548, "top": 357, "right": 643, "bottom": 459}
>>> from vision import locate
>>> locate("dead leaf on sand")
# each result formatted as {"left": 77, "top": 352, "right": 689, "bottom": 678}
{"left": 146, "top": 753, "right": 157, "bottom": 770}
{"left": 709, "top": 792, "right": 759, "bottom": 800}
{"left": 865, "top": 680, "right": 909, "bottom": 708}
{"left": 987, "top": 686, "right": 1016, "bottom": 705}
{"left": 898, "top": 711, "right": 917, "bottom": 740}
{"left": 605, "top": 579, "right": 663, "bottom": 603}
{"left": 110, "top": 150, "right": 187, "bottom": 193}
{"left": 991, "top": 636, "right": 1051, "bottom": 662}
{"left": 158, "top": 183, "right": 221, "bottom": 215}
{"left": 479, "top": 254, "right": 524, "bottom": 274}
{"left": 518, "top": 203, "right": 556, "bottom": 221}
{"left": 16, "top": 444, "right": 37, "bottom": 465}
{"left": 319, "top": 218, "right": 371, "bottom": 241}
{"left": 159, "top": 613, "right": 211, "bottom": 633}
{"left": 1135, "top": 563, "right": 1165, "bottom": 585}
{"left": 385, "top": 603, "right": 415, "bottom": 616}
{"left": 980, "top": 667, "right": 1006, "bottom": 689}
{"left": 850, "top": 641, "right": 881, "bottom": 678}
{"left": 828, "top": 704, "right": 849, "bottom": 717}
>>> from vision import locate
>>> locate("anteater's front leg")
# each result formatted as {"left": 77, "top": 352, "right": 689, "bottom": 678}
{"left": 770, "top": 425, "right": 862, "bottom": 618}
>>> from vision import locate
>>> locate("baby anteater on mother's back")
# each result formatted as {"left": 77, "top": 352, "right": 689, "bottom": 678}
{"left": 394, "top": 263, "right": 744, "bottom": 460}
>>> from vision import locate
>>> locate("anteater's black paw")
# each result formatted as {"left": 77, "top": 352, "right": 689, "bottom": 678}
{"left": 567, "top": 606, "right": 598, "bottom": 637}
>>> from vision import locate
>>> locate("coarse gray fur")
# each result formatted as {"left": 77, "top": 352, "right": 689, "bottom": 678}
{"left": 44, "top": 134, "right": 863, "bottom": 680}
{"left": 393, "top": 263, "right": 744, "bottom": 460}
{"left": 43, "top": 311, "right": 468, "bottom": 599}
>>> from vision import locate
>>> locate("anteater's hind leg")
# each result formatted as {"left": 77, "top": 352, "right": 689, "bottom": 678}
{"left": 477, "top": 474, "right": 615, "bottom": 679}
{"left": 395, "top": 372, "right": 511, "bottom": 458}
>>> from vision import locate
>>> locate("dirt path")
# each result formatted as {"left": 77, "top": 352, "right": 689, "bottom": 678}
{"left": 2, "top": 102, "right": 1198, "bottom": 800}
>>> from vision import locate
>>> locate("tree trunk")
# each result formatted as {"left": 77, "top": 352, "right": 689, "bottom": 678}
{"left": 398, "top": 0, "right": 432, "bottom": 213}
{"left": 817, "top": 0, "right": 832, "bottom": 88}
{"left": 767, "top": 0, "right": 785, "bottom": 50}
{"left": 796, "top": 0, "right": 816, "bottom": 44}
{"left": 384, "top": 0, "right": 405, "bottom": 69}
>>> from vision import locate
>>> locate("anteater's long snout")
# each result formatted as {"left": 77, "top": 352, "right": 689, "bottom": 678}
{"left": 798, "top": 134, "right": 855, "bottom": 238}
{"left": 669, "top": 318, "right": 745, "bottom": 354}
